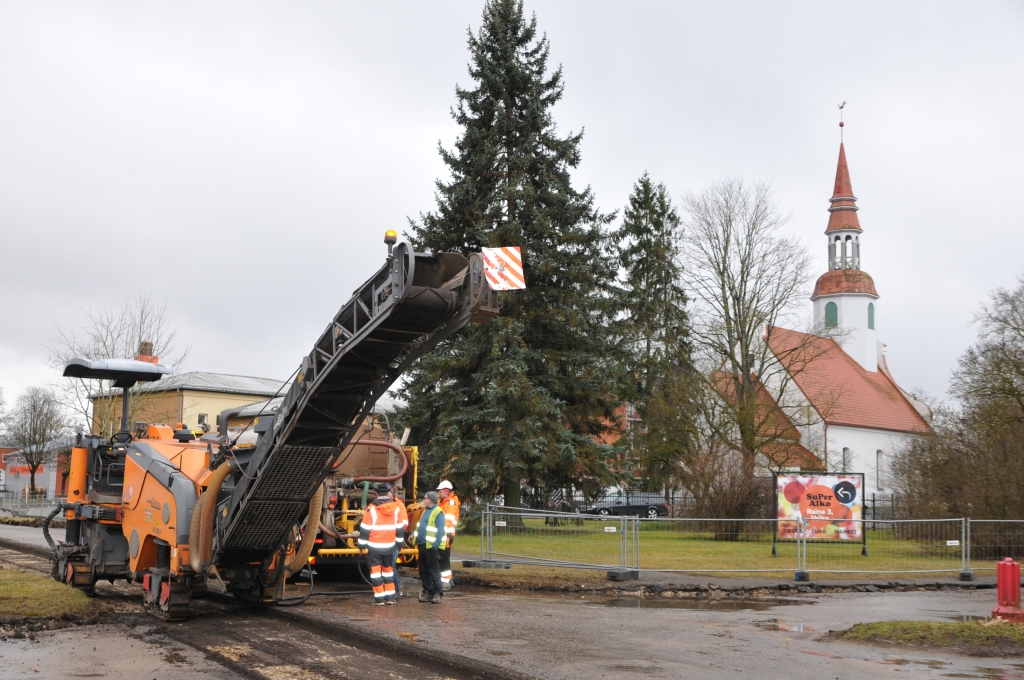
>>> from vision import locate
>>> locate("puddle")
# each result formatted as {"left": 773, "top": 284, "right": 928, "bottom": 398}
{"left": 590, "top": 597, "right": 803, "bottom": 611}
{"left": 755, "top": 619, "right": 814, "bottom": 632}
{"left": 946, "top": 614, "right": 988, "bottom": 622}
{"left": 602, "top": 665, "right": 664, "bottom": 673}
{"left": 883, "top": 658, "right": 949, "bottom": 668}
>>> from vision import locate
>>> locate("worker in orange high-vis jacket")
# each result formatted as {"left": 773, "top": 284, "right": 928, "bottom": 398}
{"left": 392, "top": 486, "right": 409, "bottom": 598}
{"left": 436, "top": 480, "right": 460, "bottom": 591}
{"left": 357, "top": 483, "right": 405, "bottom": 606}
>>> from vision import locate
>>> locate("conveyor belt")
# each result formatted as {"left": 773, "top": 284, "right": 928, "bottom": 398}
{"left": 218, "top": 243, "right": 495, "bottom": 554}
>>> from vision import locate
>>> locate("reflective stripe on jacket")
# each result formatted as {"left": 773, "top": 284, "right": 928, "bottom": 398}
{"left": 412, "top": 505, "right": 445, "bottom": 549}
{"left": 440, "top": 493, "right": 461, "bottom": 538}
{"left": 395, "top": 503, "right": 409, "bottom": 545}
{"left": 357, "top": 499, "right": 405, "bottom": 554}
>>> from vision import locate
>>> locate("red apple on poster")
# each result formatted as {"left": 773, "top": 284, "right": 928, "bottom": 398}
{"left": 783, "top": 480, "right": 805, "bottom": 504}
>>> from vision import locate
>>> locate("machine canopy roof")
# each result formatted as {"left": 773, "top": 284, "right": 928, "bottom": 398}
{"left": 63, "top": 358, "right": 172, "bottom": 388}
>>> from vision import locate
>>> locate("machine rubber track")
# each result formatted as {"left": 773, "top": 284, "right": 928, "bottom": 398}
{"left": 144, "top": 581, "right": 192, "bottom": 622}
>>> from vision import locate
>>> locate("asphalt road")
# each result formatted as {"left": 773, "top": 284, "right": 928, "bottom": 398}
{"left": 3, "top": 523, "right": 1022, "bottom": 679}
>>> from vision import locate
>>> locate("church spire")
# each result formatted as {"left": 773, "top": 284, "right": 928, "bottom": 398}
{"left": 812, "top": 124, "right": 880, "bottom": 374}
{"left": 826, "top": 143, "right": 862, "bottom": 233}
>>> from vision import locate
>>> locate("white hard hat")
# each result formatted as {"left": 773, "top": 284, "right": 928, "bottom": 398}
{"left": 437, "top": 480, "right": 453, "bottom": 491}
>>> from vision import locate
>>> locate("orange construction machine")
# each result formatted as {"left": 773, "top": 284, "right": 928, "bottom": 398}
{"left": 45, "top": 233, "right": 496, "bottom": 619}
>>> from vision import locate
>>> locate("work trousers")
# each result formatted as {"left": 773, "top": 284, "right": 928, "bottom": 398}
{"left": 367, "top": 552, "right": 396, "bottom": 602}
{"left": 392, "top": 544, "right": 402, "bottom": 597}
{"left": 438, "top": 536, "right": 453, "bottom": 585}
{"left": 417, "top": 544, "right": 443, "bottom": 596}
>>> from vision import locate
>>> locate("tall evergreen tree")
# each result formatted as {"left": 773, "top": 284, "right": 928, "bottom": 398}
{"left": 400, "top": 0, "right": 619, "bottom": 509}
{"left": 613, "top": 173, "right": 693, "bottom": 489}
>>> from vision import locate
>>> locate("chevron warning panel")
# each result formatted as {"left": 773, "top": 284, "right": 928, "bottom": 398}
{"left": 481, "top": 246, "right": 526, "bottom": 290}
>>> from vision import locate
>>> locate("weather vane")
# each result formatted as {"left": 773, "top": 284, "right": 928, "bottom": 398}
{"left": 838, "top": 101, "right": 846, "bottom": 142}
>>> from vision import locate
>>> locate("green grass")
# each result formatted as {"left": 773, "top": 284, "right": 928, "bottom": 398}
{"left": 465, "top": 519, "right": 970, "bottom": 578}
{"left": 0, "top": 516, "right": 65, "bottom": 528}
{"left": 838, "top": 620, "right": 1024, "bottom": 655}
{"left": 0, "top": 567, "right": 95, "bottom": 620}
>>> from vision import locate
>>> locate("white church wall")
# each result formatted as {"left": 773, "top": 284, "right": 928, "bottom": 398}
{"left": 813, "top": 293, "right": 878, "bottom": 372}
{"left": 826, "top": 424, "right": 917, "bottom": 494}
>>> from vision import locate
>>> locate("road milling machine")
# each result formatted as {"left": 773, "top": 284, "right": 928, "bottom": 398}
{"left": 45, "top": 233, "right": 497, "bottom": 619}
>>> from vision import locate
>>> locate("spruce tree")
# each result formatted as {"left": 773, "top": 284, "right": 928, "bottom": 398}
{"left": 400, "top": 0, "right": 619, "bottom": 509}
{"left": 612, "top": 173, "right": 693, "bottom": 489}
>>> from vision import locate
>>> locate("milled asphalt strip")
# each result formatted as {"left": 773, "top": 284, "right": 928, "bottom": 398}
{"left": 0, "top": 535, "right": 538, "bottom": 680}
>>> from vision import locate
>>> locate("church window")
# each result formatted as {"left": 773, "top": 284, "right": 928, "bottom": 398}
{"left": 825, "top": 302, "right": 838, "bottom": 328}
{"left": 876, "top": 450, "right": 885, "bottom": 490}
{"left": 868, "top": 303, "right": 875, "bottom": 330}
{"left": 841, "top": 447, "right": 851, "bottom": 472}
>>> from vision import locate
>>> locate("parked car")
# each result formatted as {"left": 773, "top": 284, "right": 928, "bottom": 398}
{"left": 579, "top": 491, "right": 669, "bottom": 518}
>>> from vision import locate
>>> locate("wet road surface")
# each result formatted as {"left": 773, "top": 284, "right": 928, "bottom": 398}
{"left": 3, "top": 525, "right": 1022, "bottom": 679}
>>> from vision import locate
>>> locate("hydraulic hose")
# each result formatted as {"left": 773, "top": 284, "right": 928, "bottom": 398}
{"left": 189, "top": 462, "right": 232, "bottom": 574}
{"left": 318, "top": 521, "right": 341, "bottom": 540}
{"left": 286, "top": 483, "right": 325, "bottom": 576}
{"left": 42, "top": 504, "right": 62, "bottom": 552}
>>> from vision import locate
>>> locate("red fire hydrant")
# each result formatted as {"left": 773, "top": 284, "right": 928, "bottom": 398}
{"left": 993, "top": 558, "right": 1024, "bottom": 622}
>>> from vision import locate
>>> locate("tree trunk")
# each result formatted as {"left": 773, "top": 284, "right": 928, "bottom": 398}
{"left": 29, "top": 465, "right": 39, "bottom": 496}
{"left": 503, "top": 477, "right": 524, "bottom": 529}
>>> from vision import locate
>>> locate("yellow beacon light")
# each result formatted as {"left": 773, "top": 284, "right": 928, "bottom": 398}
{"left": 384, "top": 230, "right": 398, "bottom": 257}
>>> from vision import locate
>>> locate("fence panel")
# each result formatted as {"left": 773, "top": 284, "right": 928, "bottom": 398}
{"left": 0, "top": 495, "right": 59, "bottom": 516}
{"left": 967, "top": 520, "right": 1024, "bottom": 573}
{"left": 484, "top": 505, "right": 627, "bottom": 570}
{"left": 802, "top": 519, "right": 964, "bottom": 575}
{"left": 634, "top": 518, "right": 798, "bottom": 574}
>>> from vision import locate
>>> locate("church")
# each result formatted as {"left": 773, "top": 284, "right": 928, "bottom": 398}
{"left": 763, "top": 139, "right": 932, "bottom": 495}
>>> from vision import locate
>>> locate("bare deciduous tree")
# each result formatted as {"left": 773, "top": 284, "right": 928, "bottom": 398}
{"left": 680, "top": 179, "right": 834, "bottom": 515}
{"left": 893, "top": 275, "right": 1024, "bottom": 530}
{"left": 47, "top": 294, "right": 189, "bottom": 436}
{"left": 2, "top": 387, "right": 67, "bottom": 495}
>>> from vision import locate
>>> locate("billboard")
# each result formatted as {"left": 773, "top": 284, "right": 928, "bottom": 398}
{"left": 776, "top": 473, "right": 864, "bottom": 540}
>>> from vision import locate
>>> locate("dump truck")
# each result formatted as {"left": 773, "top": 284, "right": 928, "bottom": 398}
{"left": 45, "top": 233, "right": 497, "bottom": 619}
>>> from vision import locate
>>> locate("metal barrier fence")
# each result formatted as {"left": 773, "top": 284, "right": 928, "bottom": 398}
{"left": 482, "top": 505, "right": 637, "bottom": 571}
{"left": 0, "top": 495, "right": 60, "bottom": 516}
{"left": 967, "top": 520, "right": 1024, "bottom": 572}
{"left": 478, "top": 508, "right": 1024, "bottom": 579}
{"left": 799, "top": 519, "right": 966, "bottom": 576}
{"left": 633, "top": 517, "right": 797, "bottom": 573}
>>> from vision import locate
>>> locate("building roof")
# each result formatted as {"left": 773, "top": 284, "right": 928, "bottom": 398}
{"left": 231, "top": 393, "right": 401, "bottom": 419}
{"left": 134, "top": 372, "right": 287, "bottom": 398}
{"left": 711, "top": 371, "right": 822, "bottom": 470}
{"left": 826, "top": 143, "right": 862, "bottom": 233}
{"left": 811, "top": 268, "right": 878, "bottom": 299}
{"left": 768, "top": 327, "right": 932, "bottom": 434}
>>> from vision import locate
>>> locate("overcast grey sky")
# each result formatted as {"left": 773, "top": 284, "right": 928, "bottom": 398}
{"left": 1, "top": 1, "right": 1021, "bottom": 410}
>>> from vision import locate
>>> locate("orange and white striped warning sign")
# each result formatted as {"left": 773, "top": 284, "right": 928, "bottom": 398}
{"left": 481, "top": 246, "right": 525, "bottom": 291}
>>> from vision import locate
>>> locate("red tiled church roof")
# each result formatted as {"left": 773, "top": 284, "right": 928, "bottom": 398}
{"left": 768, "top": 327, "right": 931, "bottom": 434}
{"left": 711, "top": 371, "right": 823, "bottom": 470}
{"left": 811, "top": 269, "right": 878, "bottom": 299}
{"left": 826, "top": 143, "right": 862, "bottom": 233}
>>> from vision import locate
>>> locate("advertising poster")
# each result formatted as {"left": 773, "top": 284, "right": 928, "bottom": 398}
{"left": 776, "top": 473, "right": 863, "bottom": 540}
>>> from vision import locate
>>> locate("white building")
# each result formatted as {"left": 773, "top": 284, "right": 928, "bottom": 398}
{"left": 765, "top": 140, "right": 932, "bottom": 494}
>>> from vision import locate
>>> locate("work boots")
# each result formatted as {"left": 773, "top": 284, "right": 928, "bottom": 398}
{"left": 442, "top": 582, "right": 452, "bottom": 592}
{"left": 418, "top": 591, "right": 431, "bottom": 603}
{"left": 431, "top": 593, "right": 442, "bottom": 604}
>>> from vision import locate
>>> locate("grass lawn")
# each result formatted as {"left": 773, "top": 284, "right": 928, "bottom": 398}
{"left": 837, "top": 620, "right": 1024, "bottom": 656}
{"left": 464, "top": 518, "right": 970, "bottom": 578}
{"left": 0, "top": 567, "right": 95, "bottom": 620}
